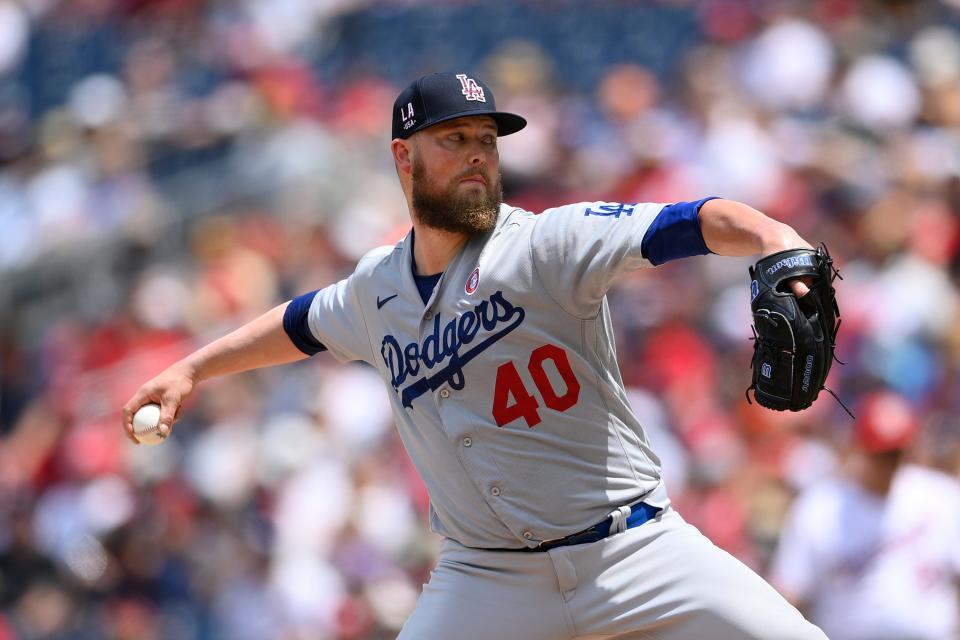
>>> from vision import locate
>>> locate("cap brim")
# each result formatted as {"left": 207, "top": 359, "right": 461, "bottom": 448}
{"left": 399, "top": 110, "right": 527, "bottom": 139}
{"left": 490, "top": 112, "right": 527, "bottom": 136}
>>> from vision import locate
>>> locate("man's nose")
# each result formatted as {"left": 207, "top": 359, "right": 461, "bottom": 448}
{"left": 467, "top": 141, "right": 489, "bottom": 165}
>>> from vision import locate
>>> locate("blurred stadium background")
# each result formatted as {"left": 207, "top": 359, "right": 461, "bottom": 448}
{"left": 1, "top": 0, "right": 960, "bottom": 638}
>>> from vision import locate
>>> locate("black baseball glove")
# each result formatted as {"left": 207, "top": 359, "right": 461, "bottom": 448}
{"left": 745, "top": 245, "right": 851, "bottom": 416}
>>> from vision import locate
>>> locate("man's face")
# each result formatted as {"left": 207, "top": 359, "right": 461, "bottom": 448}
{"left": 409, "top": 116, "right": 503, "bottom": 236}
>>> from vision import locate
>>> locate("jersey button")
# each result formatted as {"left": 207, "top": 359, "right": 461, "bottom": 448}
{"left": 522, "top": 531, "right": 533, "bottom": 540}
{"left": 439, "top": 388, "right": 450, "bottom": 399}
{"left": 424, "top": 311, "right": 433, "bottom": 320}
{"left": 462, "top": 437, "right": 472, "bottom": 447}
{"left": 490, "top": 486, "right": 501, "bottom": 497}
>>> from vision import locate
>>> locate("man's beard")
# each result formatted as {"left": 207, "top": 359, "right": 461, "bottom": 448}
{"left": 411, "top": 156, "right": 502, "bottom": 236}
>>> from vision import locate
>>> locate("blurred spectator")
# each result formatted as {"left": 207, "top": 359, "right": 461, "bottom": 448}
{"left": 771, "top": 391, "right": 960, "bottom": 640}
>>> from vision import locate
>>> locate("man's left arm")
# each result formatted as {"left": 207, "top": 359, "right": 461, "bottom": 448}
{"left": 698, "top": 198, "right": 813, "bottom": 297}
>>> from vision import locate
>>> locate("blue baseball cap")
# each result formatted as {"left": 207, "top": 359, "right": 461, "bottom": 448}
{"left": 391, "top": 72, "right": 527, "bottom": 140}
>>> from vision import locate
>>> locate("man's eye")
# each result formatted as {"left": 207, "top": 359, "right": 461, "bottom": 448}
{"left": 449, "top": 133, "right": 464, "bottom": 141}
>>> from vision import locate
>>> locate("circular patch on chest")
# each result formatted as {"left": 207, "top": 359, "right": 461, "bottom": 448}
{"left": 465, "top": 267, "right": 480, "bottom": 294}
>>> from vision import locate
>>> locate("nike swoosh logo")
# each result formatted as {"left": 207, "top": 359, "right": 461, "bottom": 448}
{"left": 377, "top": 294, "right": 398, "bottom": 309}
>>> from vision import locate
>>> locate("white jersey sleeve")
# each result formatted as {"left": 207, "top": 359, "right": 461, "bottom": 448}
{"left": 529, "top": 198, "right": 715, "bottom": 318}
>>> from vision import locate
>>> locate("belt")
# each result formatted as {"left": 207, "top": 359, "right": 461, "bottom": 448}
{"left": 497, "top": 500, "right": 662, "bottom": 553}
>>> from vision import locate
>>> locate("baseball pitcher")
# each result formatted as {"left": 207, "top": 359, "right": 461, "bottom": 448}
{"left": 124, "top": 72, "right": 831, "bottom": 639}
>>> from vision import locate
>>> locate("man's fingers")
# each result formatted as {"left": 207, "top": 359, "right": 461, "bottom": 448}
{"left": 790, "top": 277, "right": 812, "bottom": 298}
{"left": 158, "top": 394, "right": 180, "bottom": 437}
{"left": 122, "top": 403, "right": 141, "bottom": 444}
{"left": 125, "top": 424, "right": 141, "bottom": 445}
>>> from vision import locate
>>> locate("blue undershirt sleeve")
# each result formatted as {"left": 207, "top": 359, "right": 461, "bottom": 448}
{"left": 282, "top": 290, "right": 327, "bottom": 356}
{"left": 640, "top": 196, "right": 719, "bottom": 266}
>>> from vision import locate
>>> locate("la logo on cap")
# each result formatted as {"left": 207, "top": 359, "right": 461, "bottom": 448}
{"left": 457, "top": 74, "right": 485, "bottom": 102}
{"left": 400, "top": 102, "right": 416, "bottom": 130}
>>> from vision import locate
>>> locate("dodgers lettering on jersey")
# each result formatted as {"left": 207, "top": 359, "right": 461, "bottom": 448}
{"left": 301, "top": 200, "right": 711, "bottom": 548}
{"left": 381, "top": 291, "right": 525, "bottom": 408}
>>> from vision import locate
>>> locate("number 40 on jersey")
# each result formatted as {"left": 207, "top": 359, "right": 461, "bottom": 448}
{"left": 492, "top": 344, "right": 580, "bottom": 428}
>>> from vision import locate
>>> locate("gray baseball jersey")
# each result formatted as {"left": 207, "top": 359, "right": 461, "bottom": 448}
{"left": 300, "top": 200, "right": 703, "bottom": 549}
{"left": 288, "top": 198, "right": 829, "bottom": 639}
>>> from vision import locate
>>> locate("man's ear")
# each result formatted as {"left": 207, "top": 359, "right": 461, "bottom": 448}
{"left": 392, "top": 138, "right": 414, "bottom": 176}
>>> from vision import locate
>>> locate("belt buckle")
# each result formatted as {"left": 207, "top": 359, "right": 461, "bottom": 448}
{"left": 536, "top": 526, "right": 603, "bottom": 551}
{"left": 534, "top": 535, "right": 565, "bottom": 550}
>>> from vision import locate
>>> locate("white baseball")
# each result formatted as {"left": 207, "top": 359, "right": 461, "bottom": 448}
{"left": 132, "top": 403, "right": 167, "bottom": 445}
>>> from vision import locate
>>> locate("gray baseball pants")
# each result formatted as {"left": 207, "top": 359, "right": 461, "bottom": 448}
{"left": 398, "top": 508, "right": 826, "bottom": 639}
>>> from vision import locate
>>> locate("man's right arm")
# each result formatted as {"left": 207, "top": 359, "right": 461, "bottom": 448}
{"left": 121, "top": 301, "right": 309, "bottom": 444}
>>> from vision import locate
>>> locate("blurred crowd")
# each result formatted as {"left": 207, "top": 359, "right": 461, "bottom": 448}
{"left": 2, "top": 0, "right": 960, "bottom": 638}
